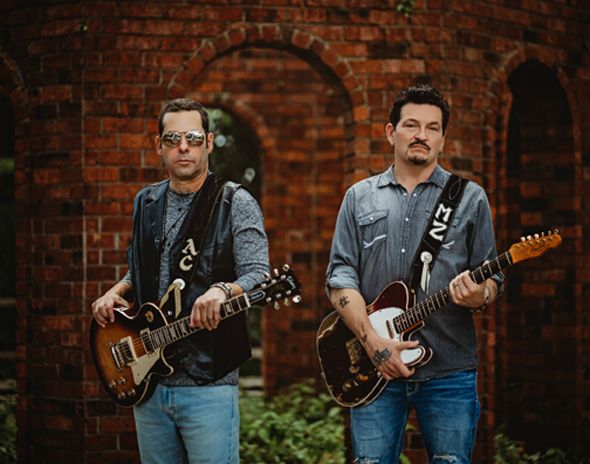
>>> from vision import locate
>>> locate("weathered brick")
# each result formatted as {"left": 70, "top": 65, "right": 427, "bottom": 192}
{"left": 9, "top": 3, "right": 589, "bottom": 463}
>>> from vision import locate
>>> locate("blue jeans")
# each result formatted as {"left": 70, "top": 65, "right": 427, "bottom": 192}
{"left": 133, "top": 383, "right": 239, "bottom": 464}
{"left": 350, "top": 369, "right": 480, "bottom": 464}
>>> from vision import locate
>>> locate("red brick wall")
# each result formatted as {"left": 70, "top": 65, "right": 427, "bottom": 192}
{"left": 188, "top": 47, "right": 348, "bottom": 391}
{"left": 1, "top": 1, "right": 589, "bottom": 462}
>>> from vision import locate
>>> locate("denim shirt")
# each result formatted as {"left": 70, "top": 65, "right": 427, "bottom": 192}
{"left": 326, "top": 164, "right": 503, "bottom": 380}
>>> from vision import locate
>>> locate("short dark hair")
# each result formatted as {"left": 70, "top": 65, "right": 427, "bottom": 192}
{"left": 389, "top": 85, "right": 450, "bottom": 133}
{"left": 157, "top": 98, "right": 210, "bottom": 135}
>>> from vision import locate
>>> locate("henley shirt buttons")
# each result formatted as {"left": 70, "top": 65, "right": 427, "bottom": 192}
{"left": 401, "top": 248, "right": 406, "bottom": 253}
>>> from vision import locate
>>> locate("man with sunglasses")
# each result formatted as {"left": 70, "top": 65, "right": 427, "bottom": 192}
{"left": 91, "top": 98, "right": 269, "bottom": 463}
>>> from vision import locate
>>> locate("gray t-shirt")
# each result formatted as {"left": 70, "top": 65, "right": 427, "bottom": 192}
{"left": 326, "top": 164, "right": 503, "bottom": 380}
{"left": 123, "top": 183, "right": 269, "bottom": 386}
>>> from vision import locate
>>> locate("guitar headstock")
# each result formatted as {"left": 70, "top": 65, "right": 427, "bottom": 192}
{"left": 250, "top": 264, "right": 302, "bottom": 309}
{"left": 508, "top": 229, "right": 562, "bottom": 264}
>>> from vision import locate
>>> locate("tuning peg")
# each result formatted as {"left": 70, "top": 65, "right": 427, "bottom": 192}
{"left": 292, "top": 295, "right": 302, "bottom": 304}
{"left": 264, "top": 272, "right": 271, "bottom": 279}
{"left": 534, "top": 233, "right": 539, "bottom": 239}
{"left": 527, "top": 235, "right": 532, "bottom": 240}
{"left": 282, "top": 264, "right": 290, "bottom": 271}
{"left": 274, "top": 301, "right": 280, "bottom": 310}
{"left": 273, "top": 268, "right": 279, "bottom": 276}
{"left": 520, "top": 236, "right": 525, "bottom": 242}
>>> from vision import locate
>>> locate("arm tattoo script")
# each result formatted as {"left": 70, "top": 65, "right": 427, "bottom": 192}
{"left": 338, "top": 296, "right": 350, "bottom": 308}
{"left": 372, "top": 348, "right": 392, "bottom": 367}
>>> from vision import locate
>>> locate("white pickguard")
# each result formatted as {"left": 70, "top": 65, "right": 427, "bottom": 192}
{"left": 130, "top": 349, "right": 161, "bottom": 386}
{"left": 369, "top": 306, "right": 426, "bottom": 366}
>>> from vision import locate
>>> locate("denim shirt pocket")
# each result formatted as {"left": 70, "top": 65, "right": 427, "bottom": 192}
{"left": 358, "top": 210, "right": 389, "bottom": 249}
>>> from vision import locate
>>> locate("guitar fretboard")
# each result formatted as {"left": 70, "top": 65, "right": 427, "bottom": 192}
{"left": 145, "top": 293, "right": 253, "bottom": 351}
{"left": 393, "top": 251, "right": 512, "bottom": 333}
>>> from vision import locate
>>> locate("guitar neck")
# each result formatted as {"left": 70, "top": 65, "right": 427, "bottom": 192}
{"left": 149, "top": 292, "right": 255, "bottom": 350}
{"left": 394, "top": 251, "right": 513, "bottom": 333}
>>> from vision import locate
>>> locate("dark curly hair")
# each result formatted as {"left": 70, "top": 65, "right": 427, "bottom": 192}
{"left": 389, "top": 85, "right": 450, "bottom": 134}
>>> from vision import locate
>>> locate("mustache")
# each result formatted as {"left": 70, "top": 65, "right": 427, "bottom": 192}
{"left": 409, "top": 141, "right": 430, "bottom": 151}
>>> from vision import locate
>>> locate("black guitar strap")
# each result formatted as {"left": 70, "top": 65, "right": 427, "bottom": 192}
{"left": 409, "top": 174, "right": 468, "bottom": 294}
{"left": 160, "top": 174, "right": 227, "bottom": 318}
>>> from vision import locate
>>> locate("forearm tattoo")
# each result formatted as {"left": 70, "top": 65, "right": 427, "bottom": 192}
{"left": 338, "top": 296, "right": 350, "bottom": 308}
{"left": 372, "top": 348, "right": 392, "bottom": 367}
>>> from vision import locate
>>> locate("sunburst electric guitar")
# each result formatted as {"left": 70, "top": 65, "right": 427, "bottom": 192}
{"left": 90, "top": 265, "right": 301, "bottom": 407}
{"left": 317, "top": 231, "right": 562, "bottom": 407}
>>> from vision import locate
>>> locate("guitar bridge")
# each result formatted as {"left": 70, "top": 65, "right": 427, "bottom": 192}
{"left": 110, "top": 337, "right": 137, "bottom": 370}
{"left": 345, "top": 338, "right": 363, "bottom": 364}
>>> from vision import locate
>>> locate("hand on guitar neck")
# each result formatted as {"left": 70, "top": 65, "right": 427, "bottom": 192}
{"left": 328, "top": 287, "right": 420, "bottom": 380}
{"left": 449, "top": 268, "right": 497, "bottom": 310}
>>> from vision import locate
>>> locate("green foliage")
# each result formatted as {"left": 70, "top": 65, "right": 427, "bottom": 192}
{"left": 207, "top": 108, "right": 261, "bottom": 201}
{"left": 0, "top": 393, "right": 16, "bottom": 464}
{"left": 494, "top": 431, "right": 571, "bottom": 464}
{"left": 396, "top": 0, "right": 416, "bottom": 20}
{"left": 240, "top": 382, "right": 345, "bottom": 463}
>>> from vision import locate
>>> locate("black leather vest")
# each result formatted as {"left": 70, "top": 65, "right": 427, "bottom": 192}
{"left": 127, "top": 177, "right": 251, "bottom": 384}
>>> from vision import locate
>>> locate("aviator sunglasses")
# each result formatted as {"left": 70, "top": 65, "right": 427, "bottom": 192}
{"left": 161, "top": 130, "right": 206, "bottom": 147}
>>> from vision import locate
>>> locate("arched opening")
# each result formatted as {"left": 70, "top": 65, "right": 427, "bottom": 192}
{"left": 206, "top": 107, "right": 264, "bottom": 391}
{"left": 496, "top": 59, "right": 577, "bottom": 452}
{"left": 189, "top": 46, "right": 350, "bottom": 393}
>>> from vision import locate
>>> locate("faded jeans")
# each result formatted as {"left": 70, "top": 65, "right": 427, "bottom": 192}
{"left": 350, "top": 369, "right": 480, "bottom": 464}
{"left": 133, "top": 383, "right": 239, "bottom": 464}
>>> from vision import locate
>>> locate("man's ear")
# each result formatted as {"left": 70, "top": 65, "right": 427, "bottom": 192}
{"left": 206, "top": 132, "right": 214, "bottom": 153}
{"left": 155, "top": 135, "right": 162, "bottom": 156}
{"left": 385, "top": 123, "right": 395, "bottom": 147}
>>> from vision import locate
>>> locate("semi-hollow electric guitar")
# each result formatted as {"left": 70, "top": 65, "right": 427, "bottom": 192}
{"left": 317, "top": 231, "right": 562, "bottom": 407}
{"left": 90, "top": 265, "right": 301, "bottom": 407}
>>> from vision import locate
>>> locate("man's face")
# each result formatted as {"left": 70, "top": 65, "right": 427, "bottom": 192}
{"left": 155, "top": 110, "right": 214, "bottom": 184}
{"left": 386, "top": 103, "right": 445, "bottom": 167}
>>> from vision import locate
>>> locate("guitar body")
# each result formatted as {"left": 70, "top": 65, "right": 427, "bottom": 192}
{"left": 316, "top": 281, "right": 432, "bottom": 408}
{"left": 90, "top": 302, "right": 174, "bottom": 407}
{"left": 317, "top": 230, "right": 562, "bottom": 408}
{"left": 90, "top": 265, "right": 302, "bottom": 407}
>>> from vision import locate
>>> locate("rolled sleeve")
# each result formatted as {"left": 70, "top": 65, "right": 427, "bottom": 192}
{"left": 326, "top": 188, "right": 361, "bottom": 294}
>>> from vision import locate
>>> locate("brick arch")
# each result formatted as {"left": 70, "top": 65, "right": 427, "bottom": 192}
{"left": 484, "top": 47, "right": 584, "bottom": 455}
{"left": 168, "top": 24, "right": 362, "bottom": 129}
{"left": 190, "top": 93, "right": 277, "bottom": 160}
{"left": 485, "top": 46, "right": 582, "bottom": 175}
{"left": 0, "top": 48, "right": 29, "bottom": 153}
{"left": 176, "top": 41, "right": 351, "bottom": 392}
{"left": 167, "top": 24, "right": 361, "bottom": 185}
{"left": 0, "top": 48, "right": 27, "bottom": 102}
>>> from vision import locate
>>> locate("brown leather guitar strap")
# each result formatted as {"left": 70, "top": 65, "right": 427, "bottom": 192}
{"left": 408, "top": 174, "right": 468, "bottom": 294}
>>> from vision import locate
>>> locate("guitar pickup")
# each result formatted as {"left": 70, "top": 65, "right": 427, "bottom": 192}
{"left": 345, "top": 338, "right": 363, "bottom": 364}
